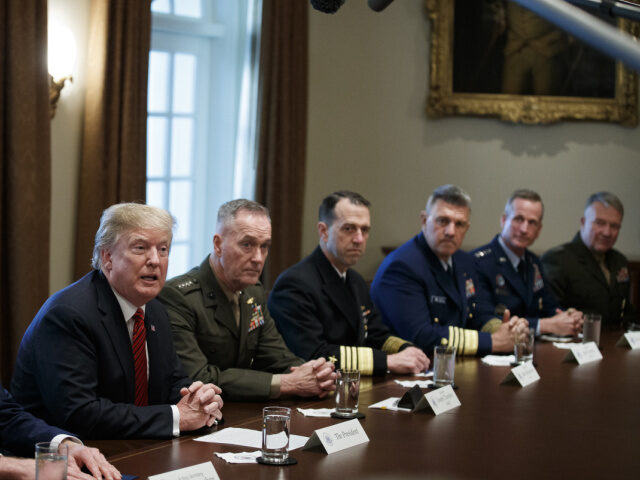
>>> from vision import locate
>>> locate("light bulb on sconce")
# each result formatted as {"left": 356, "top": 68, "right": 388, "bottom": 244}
{"left": 48, "top": 21, "right": 76, "bottom": 119}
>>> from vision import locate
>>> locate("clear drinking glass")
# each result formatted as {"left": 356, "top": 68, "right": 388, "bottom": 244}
{"left": 583, "top": 314, "right": 602, "bottom": 346}
{"left": 334, "top": 370, "right": 360, "bottom": 417}
{"left": 433, "top": 345, "right": 456, "bottom": 387}
{"left": 261, "top": 406, "right": 291, "bottom": 463}
{"left": 35, "top": 442, "right": 67, "bottom": 480}
{"left": 514, "top": 327, "right": 535, "bottom": 364}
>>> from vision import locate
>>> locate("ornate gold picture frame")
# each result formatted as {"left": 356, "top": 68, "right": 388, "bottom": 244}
{"left": 426, "top": 0, "right": 639, "bottom": 125}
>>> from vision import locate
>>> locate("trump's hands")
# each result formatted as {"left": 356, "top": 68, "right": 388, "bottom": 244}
{"left": 177, "top": 381, "right": 223, "bottom": 431}
{"left": 65, "top": 442, "right": 121, "bottom": 480}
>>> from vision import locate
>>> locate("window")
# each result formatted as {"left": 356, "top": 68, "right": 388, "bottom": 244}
{"left": 147, "top": 0, "right": 262, "bottom": 279}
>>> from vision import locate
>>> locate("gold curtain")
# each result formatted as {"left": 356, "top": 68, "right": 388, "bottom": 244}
{"left": 73, "top": 0, "right": 152, "bottom": 279}
{"left": 0, "top": 0, "right": 51, "bottom": 385}
{"left": 255, "top": 0, "right": 309, "bottom": 289}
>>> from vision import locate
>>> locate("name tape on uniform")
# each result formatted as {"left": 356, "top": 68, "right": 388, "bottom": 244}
{"left": 303, "top": 418, "right": 369, "bottom": 454}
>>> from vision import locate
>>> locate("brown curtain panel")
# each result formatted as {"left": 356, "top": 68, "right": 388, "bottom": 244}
{"left": 255, "top": 0, "right": 309, "bottom": 289}
{"left": 73, "top": 0, "right": 151, "bottom": 279}
{"left": 0, "top": 0, "right": 51, "bottom": 385}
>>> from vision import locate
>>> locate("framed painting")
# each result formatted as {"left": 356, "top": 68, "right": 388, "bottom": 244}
{"left": 425, "top": 0, "right": 639, "bottom": 125}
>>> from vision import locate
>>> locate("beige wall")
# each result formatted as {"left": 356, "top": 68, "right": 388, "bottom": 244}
{"left": 303, "top": 0, "right": 640, "bottom": 280}
{"left": 49, "top": 0, "right": 91, "bottom": 294}
{"left": 49, "top": 1, "right": 639, "bottom": 290}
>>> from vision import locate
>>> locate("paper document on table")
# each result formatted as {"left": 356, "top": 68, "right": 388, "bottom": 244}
{"left": 394, "top": 379, "right": 433, "bottom": 388}
{"left": 412, "top": 371, "right": 434, "bottom": 378}
{"left": 148, "top": 461, "right": 219, "bottom": 480}
{"left": 540, "top": 334, "right": 574, "bottom": 343}
{"left": 368, "top": 397, "right": 411, "bottom": 412}
{"left": 195, "top": 427, "right": 308, "bottom": 450}
{"left": 214, "top": 451, "right": 261, "bottom": 464}
{"left": 481, "top": 355, "right": 515, "bottom": 366}
{"left": 553, "top": 342, "right": 581, "bottom": 349}
{"left": 297, "top": 407, "right": 335, "bottom": 417}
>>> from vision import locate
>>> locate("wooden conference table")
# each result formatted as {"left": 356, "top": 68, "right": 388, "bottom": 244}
{"left": 90, "top": 331, "right": 640, "bottom": 479}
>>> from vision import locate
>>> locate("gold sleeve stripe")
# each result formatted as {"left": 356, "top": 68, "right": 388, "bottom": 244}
{"left": 338, "top": 345, "right": 374, "bottom": 375}
{"left": 445, "top": 326, "right": 479, "bottom": 356}
{"left": 381, "top": 336, "right": 406, "bottom": 354}
{"left": 357, "top": 347, "right": 374, "bottom": 375}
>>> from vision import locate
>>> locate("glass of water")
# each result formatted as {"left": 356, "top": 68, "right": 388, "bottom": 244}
{"left": 261, "top": 406, "right": 291, "bottom": 463}
{"left": 514, "top": 327, "right": 535, "bottom": 364}
{"left": 583, "top": 313, "right": 602, "bottom": 346}
{"left": 433, "top": 345, "right": 456, "bottom": 387}
{"left": 35, "top": 442, "right": 67, "bottom": 480}
{"left": 334, "top": 370, "right": 360, "bottom": 417}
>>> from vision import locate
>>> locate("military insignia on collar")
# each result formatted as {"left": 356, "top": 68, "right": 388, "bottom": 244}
{"left": 465, "top": 278, "right": 476, "bottom": 298}
{"left": 532, "top": 264, "right": 544, "bottom": 292}
{"left": 248, "top": 304, "right": 265, "bottom": 332}
{"left": 616, "top": 267, "right": 630, "bottom": 283}
{"left": 499, "top": 257, "right": 507, "bottom": 263}
{"left": 496, "top": 274, "right": 506, "bottom": 287}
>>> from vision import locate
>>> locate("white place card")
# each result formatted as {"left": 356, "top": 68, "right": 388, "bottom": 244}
{"left": 500, "top": 362, "right": 540, "bottom": 387}
{"left": 149, "top": 461, "right": 220, "bottom": 480}
{"left": 303, "top": 418, "right": 369, "bottom": 454}
{"left": 564, "top": 342, "right": 602, "bottom": 364}
{"left": 616, "top": 331, "right": 640, "bottom": 350}
{"left": 424, "top": 385, "right": 461, "bottom": 415}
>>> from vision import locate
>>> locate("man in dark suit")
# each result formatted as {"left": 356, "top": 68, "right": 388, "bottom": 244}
{"left": 371, "top": 185, "right": 526, "bottom": 356}
{"left": 541, "top": 192, "right": 636, "bottom": 329}
{"left": 1, "top": 384, "right": 120, "bottom": 479}
{"left": 472, "top": 189, "right": 582, "bottom": 336}
{"left": 12, "top": 203, "right": 223, "bottom": 439}
{"left": 269, "top": 191, "right": 429, "bottom": 376}
{"left": 158, "top": 199, "right": 335, "bottom": 401}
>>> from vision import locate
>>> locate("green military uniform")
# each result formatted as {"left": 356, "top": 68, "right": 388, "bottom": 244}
{"left": 541, "top": 233, "right": 637, "bottom": 330}
{"left": 158, "top": 257, "right": 303, "bottom": 401}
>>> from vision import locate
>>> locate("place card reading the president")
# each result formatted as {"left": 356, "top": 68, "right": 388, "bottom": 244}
{"left": 149, "top": 461, "right": 220, "bottom": 480}
{"left": 303, "top": 418, "right": 369, "bottom": 454}
{"left": 500, "top": 362, "right": 540, "bottom": 387}
{"left": 564, "top": 342, "right": 602, "bottom": 365}
{"left": 616, "top": 331, "right": 640, "bottom": 350}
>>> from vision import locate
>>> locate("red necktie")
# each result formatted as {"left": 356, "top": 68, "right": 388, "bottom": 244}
{"left": 132, "top": 308, "right": 148, "bottom": 406}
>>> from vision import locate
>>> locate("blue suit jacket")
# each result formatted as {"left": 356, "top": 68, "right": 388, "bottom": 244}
{"left": 11, "top": 270, "right": 191, "bottom": 439}
{"left": 472, "top": 235, "right": 559, "bottom": 330}
{"left": 371, "top": 233, "right": 492, "bottom": 355}
{"left": 0, "top": 385, "right": 70, "bottom": 457}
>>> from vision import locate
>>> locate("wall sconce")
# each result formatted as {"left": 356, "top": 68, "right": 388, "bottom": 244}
{"left": 48, "top": 21, "right": 76, "bottom": 119}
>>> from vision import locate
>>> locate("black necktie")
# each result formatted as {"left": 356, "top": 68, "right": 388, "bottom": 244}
{"left": 517, "top": 259, "right": 526, "bottom": 283}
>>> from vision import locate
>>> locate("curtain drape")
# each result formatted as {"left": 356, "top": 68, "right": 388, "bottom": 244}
{"left": 0, "top": 0, "right": 51, "bottom": 385}
{"left": 73, "top": 0, "right": 151, "bottom": 279}
{"left": 255, "top": 0, "right": 309, "bottom": 289}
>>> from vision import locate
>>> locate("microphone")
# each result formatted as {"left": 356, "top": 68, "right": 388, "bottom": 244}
{"left": 310, "top": 0, "right": 346, "bottom": 14}
{"left": 368, "top": 0, "right": 395, "bottom": 12}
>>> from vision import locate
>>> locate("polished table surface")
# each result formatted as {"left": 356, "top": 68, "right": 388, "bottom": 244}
{"left": 90, "top": 331, "right": 640, "bottom": 479}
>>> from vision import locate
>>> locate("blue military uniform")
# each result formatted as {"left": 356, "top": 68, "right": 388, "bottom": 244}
{"left": 472, "top": 235, "right": 559, "bottom": 331}
{"left": 371, "top": 233, "right": 494, "bottom": 356}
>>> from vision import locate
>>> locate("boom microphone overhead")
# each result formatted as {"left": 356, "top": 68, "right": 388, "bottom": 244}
{"left": 310, "top": 0, "right": 346, "bottom": 14}
{"left": 367, "top": 0, "right": 396, "bottom": 12}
